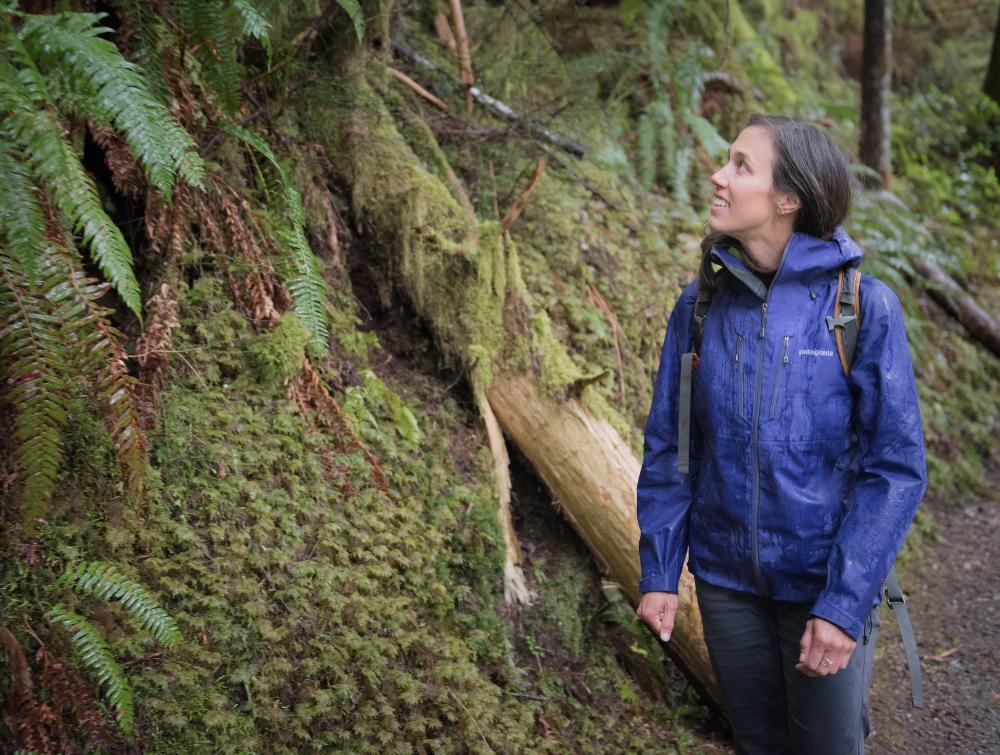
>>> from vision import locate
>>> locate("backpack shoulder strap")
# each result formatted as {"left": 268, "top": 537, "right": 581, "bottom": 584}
{"left": 828, "top": 266, "right": 861, "bottom": 376}
{"left": 829, "top": 269, "right": 925, "bottom": 708}
{"left": 677, "top": 286, "right": 714, "bottom": 475}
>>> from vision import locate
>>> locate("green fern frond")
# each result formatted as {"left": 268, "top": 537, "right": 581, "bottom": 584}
{"left": 46, "top": 604, "right": 134, "bottom": 732}
{"left": 17, "top": 11, "right": 205, "bottom": 197}
{"left": 175, "top": 0, "right": 243, "bottom": 115}
{"left": 0, "top": 147, "right": 49, "bottom": 278}
{"left": 225, "top": 122, "right": 330, "bottom": 352}
{"left": 232, "top": 0, "right": 272, "bottom": 60}
{"left": 336, "top": 0, "right": 366, "bottom": 43}
{"left": 0, "top": 249, "right": 72, "bottom": 531}
{"left": 58, "top": 561, "right": 182, "bottom": 650}
{"left": 0, "top": 55, "right": 142, "bottom": 317}
{"left": 41, "top": 249, "right": 147, "bottom": 497}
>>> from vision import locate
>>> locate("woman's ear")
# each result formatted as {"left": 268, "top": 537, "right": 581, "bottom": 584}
{"left": 776, "top": 192, "right": 801, "bottom": 216}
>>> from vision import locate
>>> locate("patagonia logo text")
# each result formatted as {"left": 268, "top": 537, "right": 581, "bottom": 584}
{"left": 798, "top": 348, "right": 835, "bottom": 358}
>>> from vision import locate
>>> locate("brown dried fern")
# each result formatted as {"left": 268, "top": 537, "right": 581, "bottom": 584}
{"left": 135, "top": 282, "right": 181, "bottom": 426}
{"left": 42, "top": 247, "right": 148, "bottom": 500}
{"left": 287, "top": 357, "right": 389, "bottom": 493}
{"left": 90, "top": 124, "right": 146, "bottom": 200}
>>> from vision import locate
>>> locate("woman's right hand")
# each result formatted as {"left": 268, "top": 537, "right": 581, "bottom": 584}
{"left": 635, "top": 591, "right": 679, "bottom": 642}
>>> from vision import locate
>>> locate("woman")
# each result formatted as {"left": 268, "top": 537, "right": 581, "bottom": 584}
{"left": 635, "top": 115, "right": 927, "bottom": 755}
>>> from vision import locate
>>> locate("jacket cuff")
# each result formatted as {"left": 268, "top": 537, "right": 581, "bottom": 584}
{"left": 639, "top": 573, "right": 680, "bottom": 594}
{"left": 809, "top": 596, "right": 864, "bottom": 642}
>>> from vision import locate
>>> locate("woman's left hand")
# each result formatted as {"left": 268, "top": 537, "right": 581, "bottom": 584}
{"left": 796, "top": 617, "right": 856, "bottom": 676}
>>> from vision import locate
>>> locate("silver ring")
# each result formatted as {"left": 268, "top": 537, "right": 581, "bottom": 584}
{"left": 821, "top": 657, "right": 835, "bottom": 668}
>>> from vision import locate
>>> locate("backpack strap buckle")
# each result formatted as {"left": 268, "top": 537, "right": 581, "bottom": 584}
{"left": 826, "top": 313, "right": 857, "bottom": 331}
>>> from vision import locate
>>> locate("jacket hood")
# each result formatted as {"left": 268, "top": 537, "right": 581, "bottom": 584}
{"left": 710, "top": 225, "right": 864, "bottom": 295}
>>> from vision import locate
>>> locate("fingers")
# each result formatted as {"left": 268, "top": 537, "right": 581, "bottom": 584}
{"left": 795, "top": 618, "right": 857, "bottom": 677}
{"left": 634, "top": 592, "right": 678, "bottom": 643}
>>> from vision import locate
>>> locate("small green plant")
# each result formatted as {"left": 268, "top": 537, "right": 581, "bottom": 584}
{"left": 47, "top": 561, "right": 182, "bottom": 732}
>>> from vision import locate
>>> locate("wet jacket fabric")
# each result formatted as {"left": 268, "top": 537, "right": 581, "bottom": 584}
{"left": 636, "top": 226, "right": 927, "bottom": 641}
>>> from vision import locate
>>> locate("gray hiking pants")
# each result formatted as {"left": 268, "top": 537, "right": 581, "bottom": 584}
{"left": 695, "top": 577, "right": 879, "bottom": 755}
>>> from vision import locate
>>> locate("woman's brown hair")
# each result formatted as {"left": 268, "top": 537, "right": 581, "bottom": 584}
{"left": 698, "top": 114, "right": 856, "bottom": 293}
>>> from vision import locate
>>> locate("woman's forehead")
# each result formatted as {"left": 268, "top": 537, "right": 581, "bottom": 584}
{"left": 731, "top": 125, "right": 775, "bottom": 163}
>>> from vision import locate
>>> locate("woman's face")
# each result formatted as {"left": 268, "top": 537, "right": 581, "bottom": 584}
{"left": 708, "top": 125, "right": 795, "bottom": 258}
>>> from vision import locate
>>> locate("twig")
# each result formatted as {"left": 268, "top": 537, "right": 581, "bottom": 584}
{"left": 500, "top": 157, "right": 546, "bottom": 232}
{"left": 448, "top": 0, "right": 474, "bottom": 113}
{"left": 434, "top": 11, "right": 457, "bottom": 53}
{"left": 385, "top": 64, "right": 450, "bottom": 111}
{"left": 393, "top": 41, "right": 585, "bottom": 158}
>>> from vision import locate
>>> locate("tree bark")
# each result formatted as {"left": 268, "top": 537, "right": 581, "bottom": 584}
{"left": 486, "top": 372, "right": 720, "bottom": 707}
{"left": 985, "top": 4, "right": 1000, "bottom": 105}
{"left": 860, "top": 0, "right": 893, "bottom": 189}
{"left": 907, "top": 255, "right": 1000, "bottom": 357}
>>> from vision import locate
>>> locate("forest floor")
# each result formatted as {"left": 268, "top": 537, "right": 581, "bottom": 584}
{"left": 866, "top": 469, "right": 1000, "bottom": 755}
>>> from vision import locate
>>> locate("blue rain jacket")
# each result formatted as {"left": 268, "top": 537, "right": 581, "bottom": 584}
{"left": 636, "top": 226, "right": 927, "bottom": 641}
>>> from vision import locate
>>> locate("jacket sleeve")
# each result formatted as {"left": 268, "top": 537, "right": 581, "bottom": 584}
{"left": 810, "top": 279, "right": 928, "bottom": 640}
{"left": 636, "top": 282, "right": 700, "bottom": 595}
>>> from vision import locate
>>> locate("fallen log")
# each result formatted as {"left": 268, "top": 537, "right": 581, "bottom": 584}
{"left": 907, "top": 255, "right": 1000, "bottom": 358}
{"left": 317, "top": 71, "right": 720, "bottom": 708}
{"left": 487, "top": 372, "right": 719, "bottom": 705}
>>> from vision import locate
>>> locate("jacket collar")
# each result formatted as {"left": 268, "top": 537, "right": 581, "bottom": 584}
{"left": 710, "top": 225, "right": 864, "bottom": 299}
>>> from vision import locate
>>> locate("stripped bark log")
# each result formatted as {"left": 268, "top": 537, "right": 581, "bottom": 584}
{"left": 907, "top": 255, "right": 1000, "bottom": 357}
{"left": 486, "top": 372, "right": 720, "bottom": 706}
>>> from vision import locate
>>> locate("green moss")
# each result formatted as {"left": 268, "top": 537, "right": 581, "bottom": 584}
{"left": 247, "top": 313, "right": 311, "bottom": 387}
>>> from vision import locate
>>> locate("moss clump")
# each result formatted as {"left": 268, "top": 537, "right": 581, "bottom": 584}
{"left": 247, "top": 313, "right": 311, "bottom": 387}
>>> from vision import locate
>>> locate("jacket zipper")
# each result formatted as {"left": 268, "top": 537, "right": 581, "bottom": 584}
{"left": 768, "top": 336, "right": 790, "bottom": 419}
{"left": 750, "top": 240, "right": 793, "bottom": 595}
{"left": 750, "top": 301, "right": 768, "bottom": 591}
{"left": 736, "top": 334, "right": 745, "bottom": 416}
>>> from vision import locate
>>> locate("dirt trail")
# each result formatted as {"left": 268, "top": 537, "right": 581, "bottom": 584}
{"left": 867, "top": 487, "right": 999, "bottom": 754}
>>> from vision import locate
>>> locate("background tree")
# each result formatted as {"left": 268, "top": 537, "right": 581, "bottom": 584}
{"left": 860, "top": 0, "right": 893, "bottom": 188}
{"left": 985, "top": 3, "right": 1000, "bottom": 103}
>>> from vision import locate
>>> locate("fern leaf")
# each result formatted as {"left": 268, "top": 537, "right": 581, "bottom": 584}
{"left": 232, "top": 0, "right": 272, "bottom": 60}
{"left": 58, "top": 561, "right": 182, "bottom": 650}
{"left": 175, "top": 0, "right": 243, "bottom": 115}
{"left": 336, "top": 0, "right": 366, "bottom": 43}
{"left": 46, "top": 605, "right": 134, "bottom": 732}
{"left": 225, "top": 122, "right": 330, "bottom": 352}
{"left": 0, "top": 147, "right": 49, "bottom": 278}
{"left": 0, "top": 249, "right": 72, "bottom": 531}
{"left": 0, "top": 55, "right": 142, "bottom": 317}
{"left": 18, "top": 11, "right": 205, "bottom": 197}
{"left": 41, "top": 249, "right": 147, "bottom": 497}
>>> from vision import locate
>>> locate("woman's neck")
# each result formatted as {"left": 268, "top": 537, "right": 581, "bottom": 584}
{"left": 735, "top": 225, "right": 795, "bottom": 273}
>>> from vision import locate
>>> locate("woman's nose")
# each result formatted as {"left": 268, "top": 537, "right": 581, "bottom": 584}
{"left": 710, "top": 167, "right": 725, "bottom": 187}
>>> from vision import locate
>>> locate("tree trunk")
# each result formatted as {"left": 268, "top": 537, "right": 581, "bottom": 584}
{"left": 487, "top": 372, "right": 719, "bottom": 705}
{"left": 860, "top": 0, "right": 893, "bottom": 189}
{"left": 985, "top": 4, "right": 1000, "bottom": 104}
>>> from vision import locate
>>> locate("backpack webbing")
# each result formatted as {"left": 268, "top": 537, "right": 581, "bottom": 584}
{"left": 829, "top": 266, "right": 924, "bottom": 709}
{"left": 676, "top": 266, "right": 924, "bottom": 708}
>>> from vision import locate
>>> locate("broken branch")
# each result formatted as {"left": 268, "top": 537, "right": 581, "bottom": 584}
{"left": 501, "top": 157, "right": 546, "bottom": 232}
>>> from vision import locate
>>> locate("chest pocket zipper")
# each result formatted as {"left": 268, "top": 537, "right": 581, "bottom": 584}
{"left": 735, "top": 334, "right": 745, "bottom": 415}
{"left": 768, "top": 336, "right": 790, "bottom": 419}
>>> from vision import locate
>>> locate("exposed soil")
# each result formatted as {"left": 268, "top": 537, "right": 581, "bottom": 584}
{"left": 867, "top": 479, "right": 1000, "bottom": 754}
